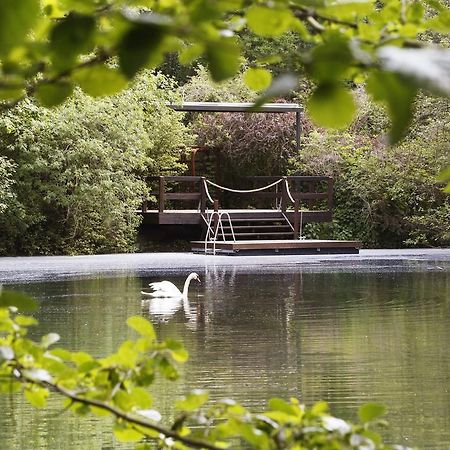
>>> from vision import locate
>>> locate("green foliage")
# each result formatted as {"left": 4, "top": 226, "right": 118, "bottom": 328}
{"left": 0, "top": 0, "right": 447, "bottom": 150}
{"left": 0, "top": 292, "right": 409, "bottom": 450}
{"left": 289, "top": 95, "right": 450, "bottom": 248}
{"left": 0, "top": 71, "right": 190, "bottom": 255}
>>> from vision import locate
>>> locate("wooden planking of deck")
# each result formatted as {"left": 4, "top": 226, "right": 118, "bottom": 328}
{"left": 191, "top": 239, "right": 362, "bottom": 255}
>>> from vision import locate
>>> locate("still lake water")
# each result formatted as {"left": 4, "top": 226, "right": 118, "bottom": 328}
{"left": 1, "top": 257, "right": 450, "bottom": 449}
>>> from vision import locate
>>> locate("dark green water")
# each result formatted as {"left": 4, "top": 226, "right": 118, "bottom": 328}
{"left": 1, "top": 268, "right": 450, "bottom": 449}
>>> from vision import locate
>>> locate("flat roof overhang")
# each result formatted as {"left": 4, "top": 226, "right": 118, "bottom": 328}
{"left": 168, "top": 101, "right": 302, "bottom": 113}
{"left": 168, "top": 101, "right": 303, "bottom": 149}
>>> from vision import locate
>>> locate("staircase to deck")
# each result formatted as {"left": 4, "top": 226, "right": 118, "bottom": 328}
{"left": 217, "top": 213, "right": 294, "bottom": 240}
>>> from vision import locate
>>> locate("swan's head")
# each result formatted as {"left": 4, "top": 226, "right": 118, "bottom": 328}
{"left": 191, "top": 272, "right": 201, "bottom": 283}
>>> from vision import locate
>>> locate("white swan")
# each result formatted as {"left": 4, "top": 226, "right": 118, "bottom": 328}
{"left": 141, "top": 272, "right": 201, "bottom": 299}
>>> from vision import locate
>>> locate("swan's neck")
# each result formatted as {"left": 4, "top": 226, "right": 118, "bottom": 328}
{"left": 182, "top": 275, "right": 194, "bottom": 299}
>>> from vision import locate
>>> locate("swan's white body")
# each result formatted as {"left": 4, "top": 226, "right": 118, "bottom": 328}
{"left": 141, "top": 272, "right": 200, "bottom": 300}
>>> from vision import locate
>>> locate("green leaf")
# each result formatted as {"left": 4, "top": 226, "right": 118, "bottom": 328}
{"left": 35, "top": 82, "right": 74, "bottom": 107}
{"left": 71, "top": 351, "right": 93, "bottom": 365}
{"left": 268, "top": 398, "right": 298, "bottom": 416}
{"left": 74, "top": 65, "right": 128, "bottom": 97}
{"left": 366, "top": 70, "right": 417, "bottom": 144}
{"left": 15, "top": 316, "right": 38, "bottom": 326}
{"left": 127, "top": 316, "right": 156, "bottom": 340}
{"left": 0, "top": 0, "right": 40, "bottom": 56}
{"left": 0, "top": 290, "right": 38, "bottom": 312}
{"left": 307, "top": 83, "right": 356, "bottom": 129}
{"left": 25, "top": 387, "right": 49, "bottom": 408}
{"left": 165, "top": 339, "right": 188, "bottom": 363}
{"left": 179, "top": 43, "right": 204, "bottom": 65}
{"left": 41, "top": 333, "right": 60, "bottom": 349}
{"left": 118, "top": 23, "right": 166, "bottom": 79}
{"left": 358, "top": 403, "right": 386, "bottom": 423}
{"left": 176, "top": 390, "right": 209, "bottom": 411}
{"left": 0, "top": 87, "right": 25, "bottom": 101}
{"left": 246, "top": 6, "right": 294, "bottom": 37}
{"left": 319, "top": 0, "right": 374, "bottom": 20}
{"left": 50, "top": 12, "right": 96, "bottom": 70}
{"left": 244, "top": 68, "right": 273, "bottom": 92}
{"left": 113, "top": 424, "right": 144, "bottom": 442}
{"left": 206, "top": 38, "right": 241, "bottom": 82}
{"left": 309, "top": 36, "right": 353, "bottom": 82}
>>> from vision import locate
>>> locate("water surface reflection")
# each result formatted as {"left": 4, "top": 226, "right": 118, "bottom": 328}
{"left": 1, "top": 267, "right": 449, "bottom": 449}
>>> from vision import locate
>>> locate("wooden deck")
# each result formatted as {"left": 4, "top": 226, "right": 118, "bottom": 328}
{"left": 191, "top": 239, "right": 362, "bottom": 255}
{"left": 139, "top": 209, "right": 332, "bottom": 225}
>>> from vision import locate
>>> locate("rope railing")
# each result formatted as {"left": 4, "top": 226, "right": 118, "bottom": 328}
{"left": 204, "top": 178, "right": 284, "bottom": 196}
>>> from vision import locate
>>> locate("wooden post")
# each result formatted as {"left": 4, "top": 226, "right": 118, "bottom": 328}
{"left": 200, "top": 177, "right": 206, "bottom": 213}
{"left": 159, "top": 176, "right": 165, "bottom": 213}
{"left": 281, "top": 176, "right": 288, "bottom": 212}
{"left": 213, "top": 199, "right": 219, "bottom": 238}
{"left": 293, "top": 198, "right": 299, "bottom": 239}
{"left": 327, "top": 177, "right": 334, "bottom": 212}
{"left": 142, "top": 199, "right": 148, "bottom": 213}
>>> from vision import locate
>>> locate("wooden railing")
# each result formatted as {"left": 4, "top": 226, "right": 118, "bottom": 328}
{"left": 142, "top": 175, "right": 333, "bottom": 216}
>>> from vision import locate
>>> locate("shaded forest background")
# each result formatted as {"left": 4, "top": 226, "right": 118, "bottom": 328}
{"left": 0, "top": 33, "right": 449, "bottom": 255}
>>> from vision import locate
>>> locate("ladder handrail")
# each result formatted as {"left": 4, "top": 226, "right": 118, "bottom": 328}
{"left": 203, "top": 211, "right": 236, "bottom": 255}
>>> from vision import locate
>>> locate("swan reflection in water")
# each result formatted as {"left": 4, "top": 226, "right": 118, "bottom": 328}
{"left": 141, "top": 273, "right": 202, "bottom": 326}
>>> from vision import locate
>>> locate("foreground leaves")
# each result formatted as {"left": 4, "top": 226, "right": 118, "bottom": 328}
{"left": 0, "top": 293, "right": 411, "bottom": 450}
{"left": 0, "top": 0, "right": 448, "bottom": 146}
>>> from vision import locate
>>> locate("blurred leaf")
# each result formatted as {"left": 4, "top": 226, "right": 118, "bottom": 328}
{"left": 179, "top": 43, "right": 204, "bottom": 65}
{"left": 319, "top": 0, "right": 374, "bottom": 20}
{"left": 378, "top": 46, "right": 450, "bottom": 96}
{"left": 74, "top": 65, "right": 128, "bottom": 97}
{"left": 0, "top": 290, "right": 38, "bottom": 312}
{"left": 118, "top": 22, "right": 167, "bottom": 78}
{"left": 23, "top": 368, "right": 53, "bottom": 383}
{"left": 246, "top": 6, "right": 294, "bottom": 37}
{"left": 35, "top": 82, "right": 74, "bottom": 107}
{"left": 50, "top": 13, "right": 96, "bottom": 70}
{"left": 137, "top": 409, "right": 161, "bottom": 421}
{"left": 25, "top": 387, "right": 49, "bottom": 408}
{"left": 165, "top": 339, "right": 188, "bottom": 363}
{"left": 366, "top": 70, "right": 417, "bottom": 144}
{"left": 0, "top": 0, "right": 40, "bottom": 56}
{"left": 309, "top": 36, "right": 353, "bottom": 82}
{"left": 127, "top": 316, "right": 156, "bottom": 340}
{"left": 15, "top": 316, "right": 38, "bottom": 326}
{"left": 41, "top": 333, "right": 60, "bottom": 349}
{"left": 311, "top": 400, "right": 329, "bottom": 414}
{"left": 307, "top": 83, "right": 356, "bottom": 128}
{"left": 244, "top": 68, "right": 273, "bottom": 92}
{"left": 113, "top": 424, "right": 144, "bottom": 442}
{"left": 268, "top": 398, "right": 298, "bottom": 415}
{"left": 176, "top": 390, "right": 209, "bottom": 411}
{"left": 130, "top": 387, "right": 153, "bottom": 409}
{"left": 206, "top": 38, "right": 241, "bottom": 82}
{"left": 358, "top": 403, "right": 386, "bottom": 423}
{"left": 71, "top": 351, "right": 93, "bottom": 365}
{"left": 0, "top": 345, "right": 14, "bottom": 361}
{"left": 252, "top": 73, "right": 299, "bottom": 110}
{"left": 426, "top": 10, "right": 450, "bottom": 32}
{"left": 0, "top": 87, "right": 25, "bottom": 101}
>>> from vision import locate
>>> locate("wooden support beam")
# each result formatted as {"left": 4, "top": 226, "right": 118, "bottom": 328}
{"left": 159, "top": 176, "right": 165, "bottom": 213}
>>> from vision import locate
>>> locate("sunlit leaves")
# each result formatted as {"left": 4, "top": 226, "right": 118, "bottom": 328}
{"left": 307, "top": 83, "right": 356, "bottom": 128}
{"left": 246, "top": 6, "right": 294, "bottom": 37}
{"left": 0, "top": 0, "right": 40, "bottom": 56}
{"left": 113, "top": 424, "right": 145, "bottom": 442}
{"left": 25, "top": 387, "right": 49, "bottom": 408}
{"left": 176, "top": 390, "right": 209, "bottom": 411}
{"left": 244, "top": 68, "right": 273, "bottom": 92}
{"left": 127, "top": 315, "right": 156, "bottom": 340}
{"left": 358, "top": 403, "right": 386, "bottom": 423}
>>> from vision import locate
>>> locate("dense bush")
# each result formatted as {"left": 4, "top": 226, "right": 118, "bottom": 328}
{"left": 290, "top": 95, "right": 450, "bottom": 248}
{"left": 0, "top": 72, "right": 191, "bottom": 255}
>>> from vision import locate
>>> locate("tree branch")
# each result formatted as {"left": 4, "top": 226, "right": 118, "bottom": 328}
{"left": 16, "top": 372, "right": 223, "bottom": 450}
{"left": 294, "top": 6, "right": 358, "bottom": 30}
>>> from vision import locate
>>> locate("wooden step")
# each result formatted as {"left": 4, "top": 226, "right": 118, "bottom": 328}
{"left": 223, "top": 232, "right": 294, "bottom": 239}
